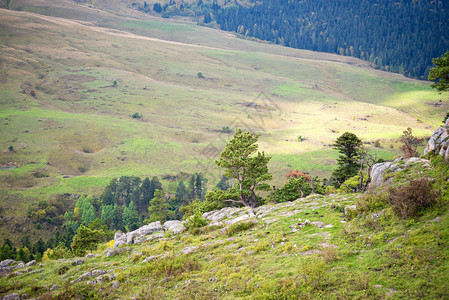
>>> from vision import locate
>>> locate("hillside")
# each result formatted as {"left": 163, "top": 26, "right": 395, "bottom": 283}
{"left": 0, "top": 153, "right": 448, "bottom": 299}
{"left": 0, "top": 0, "right": 447, "bottom": 243}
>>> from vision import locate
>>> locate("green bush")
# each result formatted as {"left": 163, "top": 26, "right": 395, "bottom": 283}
{"left": 270, "top": 177, "right": 324, "bottom": 203}
{"left": 338, "top": 172, "right": 368, "bottom": 193}
{"left": 184, "top": 213, "right": 208, "bottom": 234}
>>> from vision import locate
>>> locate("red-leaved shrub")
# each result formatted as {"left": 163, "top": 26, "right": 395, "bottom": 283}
{"left": 389, "top": 178, "right": 440, "bottom": 218}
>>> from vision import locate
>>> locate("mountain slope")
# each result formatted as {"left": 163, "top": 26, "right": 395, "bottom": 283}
{"left": 0, "top": 0, "right": 447, "bottom": 243}
{"left": 1, "top": 152, "right": 448, "bottom": 299}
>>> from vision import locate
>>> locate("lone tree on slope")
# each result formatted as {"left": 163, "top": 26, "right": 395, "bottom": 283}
{"left": 216, "top": 129, "right": 272, "bottom": 208}
{"left": 332, "top": 132, "right": 363, "bottom": 187}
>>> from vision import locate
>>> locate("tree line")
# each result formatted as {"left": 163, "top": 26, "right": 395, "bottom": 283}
{"left": 135, "top": 0, "right": 449, "bottom": 79}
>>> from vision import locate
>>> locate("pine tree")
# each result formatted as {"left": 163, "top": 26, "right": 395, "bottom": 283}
{"left": 215, "top": 129, "right": 272, "bottom": 207}
{"left": 331, "top": 132, "right": 362, "bottom": 186}
{"left": 147, "top": 190, "right": 172, "bottom": 223}
{"left": 122, "top": 201, "right": 140, "bottom": 231}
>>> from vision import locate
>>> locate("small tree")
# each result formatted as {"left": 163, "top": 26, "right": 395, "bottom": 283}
{"left": 399, "top": 127, "right": 422, "bottom": 158}
{"left": 332, "top": 132, "right": 362, "bottom": 186}
{"left": 215, "top": 129, "right": 272, "bottom": 207}
{"left": 71, "top": 225, "right": 104, "bottom": 257}
{"left": 147, "top": 189, "right": 172, "bottom": 223}
{"left": 122, "top": 201, "right": 140, "bottom": 231}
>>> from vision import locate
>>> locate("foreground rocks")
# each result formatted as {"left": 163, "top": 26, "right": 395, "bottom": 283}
{"left": 424, "top": 117, "right": 449, "bottom": 160}
{"left": 369, "top": 157, "right": 432, "bottom": 188}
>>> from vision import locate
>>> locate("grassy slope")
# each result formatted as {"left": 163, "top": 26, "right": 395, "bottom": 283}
{"left": 1, "top": 156, "right": 448, "bottom": 299}
{"left": 0, "top": 0, "right": 447, "bottom": 241}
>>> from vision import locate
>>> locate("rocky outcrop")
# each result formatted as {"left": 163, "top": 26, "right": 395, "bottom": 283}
{"left": 163, "top": 220, "right": 185, "bottom": 234}
{"left": 369, "top": 157, "right": 432, "bottom": 188}
{"left": 114, "top": 221, "right": 163, "bottom": 247}
{"left": 424, "top": 117, "right": 449, "bottom": 160}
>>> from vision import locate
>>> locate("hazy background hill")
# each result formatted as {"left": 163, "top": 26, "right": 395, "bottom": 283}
{"left": 0, "top": 0, "right": 447, "bottom": 241}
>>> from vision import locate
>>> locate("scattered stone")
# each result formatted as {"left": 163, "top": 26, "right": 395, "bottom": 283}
{"left": 430, "top": 217, "right": 442, "bottom": 223}
{"left": 96, "top": 274, "right": 114, "bottom": 284}
{"left": 73, "top": 259, "right": 85, "bottom": 266}
{"left": 91, "top": 269, "right": 106, "bottom": 277}
{"left": 86, "top": 253, "right": 96, "bottom": 258}
{"left": 163, "top": 220, "right": 185, "bottom": 234}
{"left": 373, "top": 285, "right": 382, "bottom": 289}
{"left": 180, "top": 246, "right": 199, "bottom": 255}
{"left": 246, "top": 250, "right": 256, "bottom": 255}
{"left": 1, "top": 293, "right": 20, "bottom": 300}
{"left": 25, "top": 260, "right": 36, "bottom": 267}
{"left": 105, "top": 249, "right": 118, "bottom": 258}
{"left": 263, "top": 218, "right": 279, "bottom": 224}
{"left": 0, "top": 259, "right": 15, "bottom": 268}
{"left": 75, "top": 271, "right": 92, "bottom": 282}
{"left": 142, "top": 256, "right": 158, "bottom": 263}
{"left": 235, "top": 247, "right": 247, "bottom": 253}
{"left": 209, "top": 277, "right": 218, "bottom": 282}
{"left": 50, "top": 284, "right": 59, "bottom": 291}
{"left": 111, "top": 281, "right": 121, "bottom": 289}
{"left": 11, "top": 262, "right": 24, "bottom": 269}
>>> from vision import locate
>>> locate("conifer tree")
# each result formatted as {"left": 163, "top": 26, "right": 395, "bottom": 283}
{"left": 147, "top": 189, "right": 172, "bottom": 223}
{"left": 215, "top": 129, "right": 272, "bottom": 208}
{"left": 332, "top": 132, "right": 362, "bottom": 186}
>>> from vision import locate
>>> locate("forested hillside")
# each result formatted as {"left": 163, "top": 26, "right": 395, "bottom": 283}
{"left": 137, "top": 0, "right": 449, "bottom": 79}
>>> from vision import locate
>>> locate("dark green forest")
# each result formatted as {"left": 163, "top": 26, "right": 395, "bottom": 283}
{"left": 142, "top": 0, "right": 449, "bottom": 79}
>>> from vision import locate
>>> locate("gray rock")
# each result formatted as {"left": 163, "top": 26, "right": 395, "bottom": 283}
{"left": 369, "top": 158, "right": 432, "bottom": 188}
{"left": 111, "top": 281, "right": 121, "bottom": 289}
{"left": 203, "top": 207, "right": 242, "bottom": 222}
{"left": 370, "top": 161, "right": 393, "bottom": 187}
{"left": 96, "top": 274, "right": 114, "bottom": 284}
{"left": 85, "top": 253, "right": 95, "bottom": 258}
{"left": 163, "top": 220, "right": 185, "bottom": 234}
{"left": 131, "top": 221, "right": 163, "bottom": 237}
{"left": 1, "top": 293, "right": 20, "bottom": 300}
{"left": 15, "top": 262, "right": 25, "bottom": 269}
{"left": 424, "top": 122, "right": 449, "bottom": 160}
{"left": 25, "top": 260, "right": 36, "bottom": 267}
{"left": 50, "top": 284, "right": 59, "bottom": 291}
{"left": 209, "top": 277, "right": 218, "bottom": 282}
{"left": 142, "top": 256, "right": 158, "bottom": 263}
{"left": 105, "top": 249, "right": 118, "bottom": 258}
{"left": 91, "top": 269, "right": 106, "bottom": 277}
{"left": 180, "top": 246, "right": 199, "bottom": 255}
{"left": 114, "top": 232, "right": 127, "bottom": 248}
{"left": 225, "top": 215, "right": 251, "bottom": 225}
{"left": 73, "top": 259, "right": 85, "bottom": 266}
{"left": 75, "top": 271, "right": 92, "bottom": 282}
{"left": 0, "top": 259, "right": 15, "bottom": 268}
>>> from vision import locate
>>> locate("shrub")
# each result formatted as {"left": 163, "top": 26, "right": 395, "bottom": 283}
{"left": 399, "top": 127, "right": 422, "bottom": 158}
{"left": 389, "top": 178, "right": 440, "bottom": 218}
{"left": 184, "top": 213, "right": 208, "bottom": 234}
{"left": 131, "top": 112, "right": 142, "bottom": 119}
{"left": 338, "top": 172, "right": 369, "bottom": 193}
{"left": 270, "top": 176, "right": 324, "bottom": 203}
